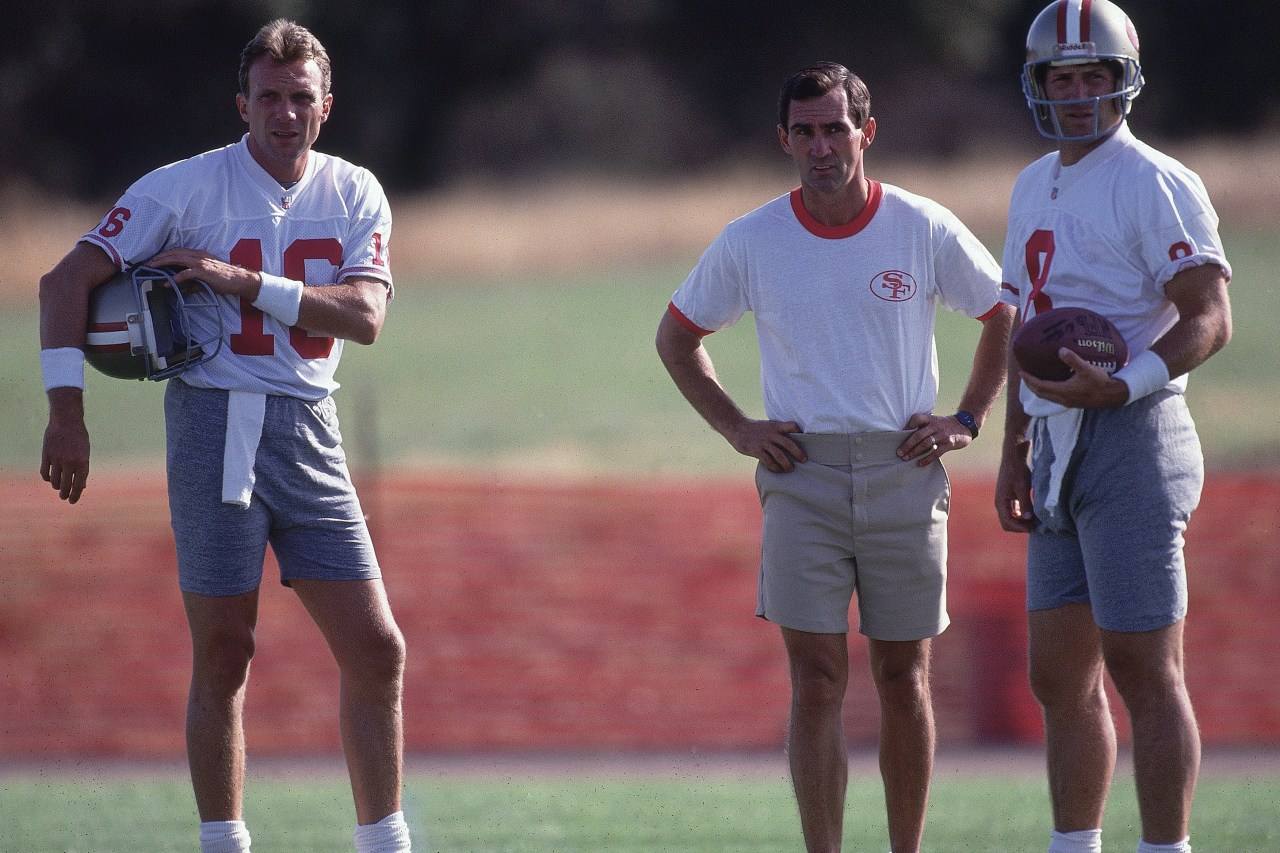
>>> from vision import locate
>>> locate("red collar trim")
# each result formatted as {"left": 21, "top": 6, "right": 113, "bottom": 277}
{"left": 789, "top": 180, "right": 882, "bottom": 239}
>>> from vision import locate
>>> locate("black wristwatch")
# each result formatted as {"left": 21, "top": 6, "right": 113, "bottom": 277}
{"left": 954, "top": 410, "right": 979, "bottom": 439}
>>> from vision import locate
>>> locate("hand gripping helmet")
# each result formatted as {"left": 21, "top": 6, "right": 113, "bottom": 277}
{"left": 84, "top": 265, "right": 223, "bottom": 381}
{"left": 1022, "top": 0, "right": 1144, "bottom": 143}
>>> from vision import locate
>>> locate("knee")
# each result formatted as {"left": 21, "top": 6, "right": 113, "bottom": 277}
{"left": 191, "top": 627, "right": 256, "bottom": 696}
{"left": 871, "top": 653, "right": 929, "bottom": 713}
{"left": 1100, "top": 623, "right": 1189, "bottom": 709}
{"left": 1106, "top": 655, "right": 1186, "bottom": 714}
{"left": 1028, "top": 656, "right": 1106, "bottom": 714}
{"left": 380, "top": 625, "right": 408, "bottom": 683}
{"left": 790, "top": 655, "right": 848, "bottom": 711}
{"left": 348, "top": 621, "right": 408, "bottom": 690}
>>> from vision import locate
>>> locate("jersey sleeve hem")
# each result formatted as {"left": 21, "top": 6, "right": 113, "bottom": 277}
{"left": 78, "top": 234, "right": 126, "bottom": 270}
{"left": 975, "top": 302, "right": 1005, "bottom": 322}
{"left": 667, "top": 301, "right": 712, "bottom": 337}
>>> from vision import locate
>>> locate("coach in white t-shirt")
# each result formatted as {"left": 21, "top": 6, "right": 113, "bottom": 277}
{"left": 38, "top": 20, "right": 411, "bottom": 853}
{"left": 995, "top": 3, "right": 1232, "bottom": 853}
{"left": 656, "top": 62, "right": 1014, "bottom": 853}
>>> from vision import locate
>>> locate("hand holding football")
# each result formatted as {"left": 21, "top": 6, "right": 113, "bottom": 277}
{"left": 1012, "top": 307, "right": 1128, "bottom": 381}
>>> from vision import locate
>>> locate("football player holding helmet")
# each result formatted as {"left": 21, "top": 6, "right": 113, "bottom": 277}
{"left": 84, "top": 264, "right": 223, "bottom": 381}
{"left": 1022, "top": 0, "right": 1144, "bottom": 142}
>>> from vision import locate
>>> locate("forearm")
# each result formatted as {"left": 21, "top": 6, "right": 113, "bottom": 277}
{"left": 655, "top": 311, "right": 751, "bottom": 440}
{"left": 145, "top": 248, "right": 388, "bottom": 345}
{"left": 661, "top": 342, "right": 748, "bottom": 439}
{"left": 1119, "top": 263, "right": 1231, "bottom": 402}
{"left": 1001, "top": 353, "right": 1033, "bottom": 460}
{"left": 956, "top": 305, "right": 1015, "bottom": 431}
{"left": 1148, "top": 299, "right": 1232, "bottom": 379}
{"left": 39, "top": 243, "right": 117, "bottom": 351}
{"left": 293, "top": 279, "right": 388, "bottom": 345}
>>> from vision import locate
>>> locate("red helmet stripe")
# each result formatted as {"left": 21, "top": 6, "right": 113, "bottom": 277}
{"left": 1056, "top": 0, "right": 1092, "bottom": 45}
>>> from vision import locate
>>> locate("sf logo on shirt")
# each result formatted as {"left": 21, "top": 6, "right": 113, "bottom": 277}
{"left": 870, "top": 270, "right": 918, "bottom": 302}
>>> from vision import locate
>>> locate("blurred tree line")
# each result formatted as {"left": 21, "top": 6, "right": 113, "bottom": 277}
{"left": 3, "top": 0, "right": 1275, "bottom": 201}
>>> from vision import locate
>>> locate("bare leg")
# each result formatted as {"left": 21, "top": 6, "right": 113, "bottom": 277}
{"left": 292, "top": 579, "right": 407, "bottom": 825}
{"left": 868, "top": 637, "right": 935, "bottom": 853}
{"left": 1102, "top": 620, "right": 1199, "bottom": 845}
{"left": 781, "top": 627, "right": 849, "bottom": 853}
{"left": 1029, "top": 603, "right": 1117, "bottom": 833}
{"left": 183, "top": 590, "right": 260, "bottom": 822}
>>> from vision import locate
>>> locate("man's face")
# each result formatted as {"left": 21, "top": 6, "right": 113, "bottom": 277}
{"left": 1043, "top": 62, "right": 1122, "bottom": 139}
{"left": 237, "top": 57, "right": 332, "bottom": 184}
{"left": 777, "top": 89, "right": 873, "bottom": 197}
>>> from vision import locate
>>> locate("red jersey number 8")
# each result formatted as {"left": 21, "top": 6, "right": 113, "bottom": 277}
{"left": 1023, "top": 229, "right": 1056, "bottom": 318}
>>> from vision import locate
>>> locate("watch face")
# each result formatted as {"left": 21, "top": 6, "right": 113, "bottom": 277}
{"left": 956, "top": 411, "right": 977, "bottom": 437}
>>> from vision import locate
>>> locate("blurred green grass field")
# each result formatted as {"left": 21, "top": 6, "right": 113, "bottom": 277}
{"left": 2, "top": 768, "right": 1277, "bottom": 852}
{"left": 2, "top": 232, "right": 1275, "bottom": 479}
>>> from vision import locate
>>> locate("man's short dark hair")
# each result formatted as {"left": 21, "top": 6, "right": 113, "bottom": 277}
{"left": 778, "top": 62, "right": 871, "bottom": 129}
{"left": 238, "top": 19, "right": 332, "bottom": 96}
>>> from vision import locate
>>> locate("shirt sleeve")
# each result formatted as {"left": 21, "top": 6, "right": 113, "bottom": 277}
{"left": 339, "top": 169, "right": 394, "bottom": 292}
{"left": 668, "top": 227, "right": 751, "bottom": 335}
{"left": 78, "top": 172, "right": 183, "bottom": 270}
{"left": 1131, "top": 163, "right": 1232, "bottom": 292}
{"left": 932, "top": 209, "right": 1004, "bottom": 319}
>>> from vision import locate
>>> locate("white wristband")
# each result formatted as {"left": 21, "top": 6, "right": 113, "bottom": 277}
{"left": 252, "top": 273, "right": 304, "bottom": 327}
{"left": 1114, "top": 349, "right": 1171, "bottom": 405}
{"left": 41, "top": 347, "right": 86, "bottom": 392}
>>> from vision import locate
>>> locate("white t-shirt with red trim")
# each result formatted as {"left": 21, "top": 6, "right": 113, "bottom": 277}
{"left": 669, "top": 181, "right": 1002, "bottom": 433}
{"left": 81, "top": 135, "right": 393, "bottom": 400}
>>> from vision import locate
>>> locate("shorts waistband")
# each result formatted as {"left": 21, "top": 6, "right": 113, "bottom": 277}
{"left": 792, "top": 431, "right": 912, "bottom": 465}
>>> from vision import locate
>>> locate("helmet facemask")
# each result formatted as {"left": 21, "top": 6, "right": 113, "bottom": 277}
{"left": 1022, "top": 56, "right": 1144, "bottom": 143}
{"left": 85, "top": 264, "right": 224, "bottom": 381}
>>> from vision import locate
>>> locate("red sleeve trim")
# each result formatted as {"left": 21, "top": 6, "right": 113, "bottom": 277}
{"left": 667, "top": 301, "right": 712, "bottom": 337}
{"left": 975, "top": 302, "right": 1004, "bottom": 322}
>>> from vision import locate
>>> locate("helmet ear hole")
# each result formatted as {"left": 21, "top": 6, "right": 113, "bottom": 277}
{"left": 145, "top": 286, "right": 179, "bottom": 357}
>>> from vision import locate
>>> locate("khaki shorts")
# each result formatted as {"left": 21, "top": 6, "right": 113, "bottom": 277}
{"left": 754, "top": 431, "right": 950, "bottom": 640}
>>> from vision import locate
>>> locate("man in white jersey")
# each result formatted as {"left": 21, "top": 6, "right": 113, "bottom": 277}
{"left": 38, "top": 20, "right": 411, "bottom": 853}
{"left": 995, "top": 3, "right": 1232, "bottom": 853}
{"left": 657, "top": 62, "right": 1014, "bottom": 853}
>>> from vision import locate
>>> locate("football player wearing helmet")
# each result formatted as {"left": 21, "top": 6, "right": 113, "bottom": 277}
{"left": 996, "top": 3, "right": 1233, "bottom": 853}
{"left": 38, "top": 20, "right": 412, "bottom": 853}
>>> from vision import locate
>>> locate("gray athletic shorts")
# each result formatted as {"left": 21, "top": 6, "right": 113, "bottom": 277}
{"left": 165, "top": 379, "right": 381, "bottom": 597}
{"left": 754, "top": 431, "right": 950, "bottom": 641}
{"left": 1028, "top": 390, "right": 1203, "bottom": 632}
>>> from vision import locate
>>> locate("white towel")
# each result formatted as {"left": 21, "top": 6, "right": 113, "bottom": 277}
{"left": 221, "top": 391, "right": 266, "bottom": 508}
{"left": 1020, "top": 385, "right": 1083, "bottom": 515}
{"left": 1033, "top": 409, "right": 1084, "bottom": 514}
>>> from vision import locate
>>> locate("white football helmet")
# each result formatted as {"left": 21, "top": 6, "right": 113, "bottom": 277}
{"left": 1021, "top": 0, "right": 1144, "bottom": 142}
{"left": 84, "top": 265, "right": 223, "bottom": 381}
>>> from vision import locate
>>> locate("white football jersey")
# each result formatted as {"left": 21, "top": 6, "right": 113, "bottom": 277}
{"left": 669, "top": 181, "right": 1003, "bottom": 433}
{"left": 81, "top": 135, "right": 393, "bottom": 399}
{"left": 1001, "top": 122, "right": 1230, "bottom": 401}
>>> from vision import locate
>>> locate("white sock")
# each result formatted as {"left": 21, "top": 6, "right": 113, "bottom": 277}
{"left": 1049, "top": 828, "right": 1102, "bottom": 853}
{"left": 354, "top": 810, "right": 412, "bottom": 852}
{"left": 199, "top": 819, "right": 252, "bottom": 853}
{"left": 1137, "top": 839, "right": 1191, "bottom": 853}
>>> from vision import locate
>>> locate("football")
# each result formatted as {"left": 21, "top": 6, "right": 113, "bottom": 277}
{"left": 1012, "top": 306, "right": 1129, "bottom": 381}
